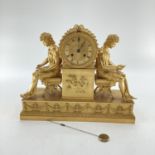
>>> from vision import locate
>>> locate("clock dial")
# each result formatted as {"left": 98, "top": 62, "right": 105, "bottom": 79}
{"left": 60, "top": 31, "right": 98, "bottom": 68}
{"left": 64, "top": 35, "right": 94, "bottom": 65}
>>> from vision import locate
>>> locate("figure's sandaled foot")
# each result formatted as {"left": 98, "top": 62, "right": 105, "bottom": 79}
{"left": 129, "top": 94, "right": 136, "bottom": 99}
{"left": 122, "top": 96, "right": 133, "bottom": 103}
{"left": 20, "top": 91, "right": 34, "bottom": 99}
{"left": 124, "top": 92, "right": 136, "bottom": 100}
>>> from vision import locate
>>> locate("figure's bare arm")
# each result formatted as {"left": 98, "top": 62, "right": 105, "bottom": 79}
{"left": 99, "top": 52, "right": 125, "bottom": 71}
{"left": 36, "top": 58, "right": 48, "bottom": 69}
{"left": 99, "top": 52, "right": 117, "bottom": 70}
{"left": 101, "top": 64, "right": 125, "bottom": 71}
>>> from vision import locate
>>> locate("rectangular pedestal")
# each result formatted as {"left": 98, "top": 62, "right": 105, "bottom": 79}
{"left": 20, "top": 89, "right": 135, "bottom": 124}
{"left": 62, "top": 69, "right": 95, "bottom": 100}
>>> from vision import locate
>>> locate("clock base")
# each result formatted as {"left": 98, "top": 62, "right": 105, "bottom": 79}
{"left": 20, "top": 88, "right": 135, "bottom": 123}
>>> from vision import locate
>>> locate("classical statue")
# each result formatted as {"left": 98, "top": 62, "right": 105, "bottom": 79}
{"left": 20, "top": 32, "right": 61, "bottom": 99}
{"left": 96, "top": 34, "right": 135, "bottom": 102}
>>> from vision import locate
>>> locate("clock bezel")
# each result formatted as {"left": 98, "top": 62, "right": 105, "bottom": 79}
{"left": 59, "top": 25, "right": 98, "bottom": 69}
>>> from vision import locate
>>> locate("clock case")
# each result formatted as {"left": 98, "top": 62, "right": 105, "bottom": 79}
{"left": 20, "top": 25, "right": 135, "bottom": 123}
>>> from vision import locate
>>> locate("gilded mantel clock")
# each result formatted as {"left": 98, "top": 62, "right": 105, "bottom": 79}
{"left": 59, "top": 25, "right": 98, "bottom": 100}
{"left": 20, "top": 24, "right": 135, "bottom": 124}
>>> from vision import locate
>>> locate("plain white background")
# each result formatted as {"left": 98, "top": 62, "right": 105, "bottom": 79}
{"left": 0, "top": 0, "right": 155, "bottom": 155}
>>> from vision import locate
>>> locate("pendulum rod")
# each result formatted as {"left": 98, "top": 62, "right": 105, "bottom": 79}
{"left": 48, "top": 121, "right": 110, "bottom": 142}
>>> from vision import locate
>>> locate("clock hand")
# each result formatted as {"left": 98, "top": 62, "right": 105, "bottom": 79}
{"left": 78, "top": 37, "right": 80, "bottom": 42}
{"left": 80, "top": 41, "right": 85, "bottom": 49}
{"left": 77, "top": 41, "right": 85, "bottom": 53}
{"left": 77, "top": 37, "right": 80, "bottom": 50}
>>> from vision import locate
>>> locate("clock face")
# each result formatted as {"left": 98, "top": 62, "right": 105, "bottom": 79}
{"left": 60, "top": 32, "right": 97, "bottom": 68}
